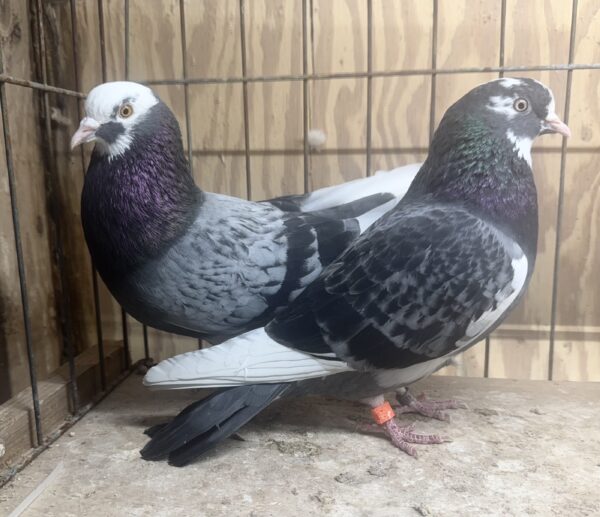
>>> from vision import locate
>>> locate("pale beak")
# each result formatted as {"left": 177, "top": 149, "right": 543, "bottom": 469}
{"left": 543, "top": 113, "right": 571, "bottom": 138}
{"left": 70, "top": 117, "right": 100, "bottom": 150}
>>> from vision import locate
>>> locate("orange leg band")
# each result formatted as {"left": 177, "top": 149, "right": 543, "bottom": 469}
{"left": 371, "top": 401, "right": 396, "bottom": 425}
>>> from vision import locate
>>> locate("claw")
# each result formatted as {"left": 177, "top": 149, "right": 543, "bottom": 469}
{"left": 394, "top": 389, "right": 466, "bottom": 421}
{"left": 382, "top": 418, "right": 451, "bottom": 457}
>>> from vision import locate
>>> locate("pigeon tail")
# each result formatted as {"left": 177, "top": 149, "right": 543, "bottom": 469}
{"left": 265, "top": 164, "right": 421, "bottom": 212}
{"left": 140, "top": 383, "right": 292, "bottom": 466}
{"left": 143, "top": 327, "right": 351, "bottom": 390}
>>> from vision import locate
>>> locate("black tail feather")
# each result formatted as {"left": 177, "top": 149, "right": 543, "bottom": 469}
{"left": 140, "top": 383, "right": 292, "bottom": 466}
{"left": 144, "top": 423, "right": 168, "bottom": 438}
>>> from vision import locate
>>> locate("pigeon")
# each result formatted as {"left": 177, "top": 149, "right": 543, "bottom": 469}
{"left": 71, "top": 81, "right": 420, "bottom": 343}
{"left": 141, "top": 78, "right": 570, "bottom": 466}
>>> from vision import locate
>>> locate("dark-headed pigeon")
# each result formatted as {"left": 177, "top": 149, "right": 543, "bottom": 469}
{"left": 141, "top": 78, "right": 570, "bottom": 466}
{"left": 71, "top": 82, "right": 420, "bottom": 343}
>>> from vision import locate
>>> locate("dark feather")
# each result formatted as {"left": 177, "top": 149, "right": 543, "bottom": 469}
{"left": 141, "top": 383, "right": 292, "bottom": 466}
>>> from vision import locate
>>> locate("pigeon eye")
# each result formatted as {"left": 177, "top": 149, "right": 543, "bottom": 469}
{"left": 513, "top": 98, "right": 528, "bottom": 112}
{"left": 119, "top": 104, "right": 134, "bottom": 118}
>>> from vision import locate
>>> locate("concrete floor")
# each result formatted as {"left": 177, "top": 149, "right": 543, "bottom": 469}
{"left": 0, "top": 375, "right": 599, "bottom": 517}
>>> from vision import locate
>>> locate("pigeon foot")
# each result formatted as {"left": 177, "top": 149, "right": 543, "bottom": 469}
{"left": 381, "top": 419, "right": 451, "bottom": 457}
{"left": 394, "top": 388, "right": 467, "bottom": 421}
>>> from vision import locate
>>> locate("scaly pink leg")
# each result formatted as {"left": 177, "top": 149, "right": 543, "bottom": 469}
{"left": 394, "top": 388, "right": 466, "bottom": 421}
{"left": 381, "top": 419, "right": 450, "bottom": 458}
{"left": 361, "top": 396, "right": 451, "bottom": 457}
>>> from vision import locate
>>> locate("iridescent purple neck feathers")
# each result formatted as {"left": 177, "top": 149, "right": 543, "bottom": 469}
{"left": 407, "top": 116, "right": 538, "bottom": 259}
{"left": 81, "top": 102, "right": 201, "bottom": 278}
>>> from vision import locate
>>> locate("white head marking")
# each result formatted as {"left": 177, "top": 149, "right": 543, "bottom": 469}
{"left": 498, "top": 78, "right": 524, "bottom": 88}
{"left": 84, "top": 81, "right": 158, "bottom": 158}
{"left": 487, "top": 95, "right": 518, "bottom": 119}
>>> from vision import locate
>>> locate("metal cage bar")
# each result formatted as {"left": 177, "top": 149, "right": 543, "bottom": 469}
{"left": 365, "top": 0, "right": 373, "bottom": 177}
{"left": 484, "top": 0, "right": 509, "bottom": 379}
{"left": 34, "top": 0, "right": 86, "bottom": 409}
{"left": 548, "top": 0, "right": 580, "bottom": 381}
{"left": 0, "top": 58, "right": 44, "bottom": 447}
{"left": 428, "top": 0, "right": 439, "bottom": 142}
{"left": 123, "top": 0, "right": 150, "bottom": 362}
{"left": 239, "top": 0, "right": 253, "bottom": 201}
{"left": 144, "top": 62, "right": 600, "bottom": 87}
{"left": 67, "top": 0, "right": 107, "bottom": 394}
{"left": 302, "top": 0, "right": 310, "bottom": 194}
{"left": 177, "top": 0, "right": 203, "bottom": 351}
{"left": 97, "top": 0, "right": 131, "bottom": 371}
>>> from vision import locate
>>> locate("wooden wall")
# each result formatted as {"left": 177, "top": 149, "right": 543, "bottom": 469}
{"left": 0, "top": 0, "right": 599, "bottom": 405}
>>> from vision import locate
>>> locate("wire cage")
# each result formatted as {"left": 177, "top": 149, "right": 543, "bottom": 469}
{"left": 0, "top": 0, "right": 599, "bottom": 486}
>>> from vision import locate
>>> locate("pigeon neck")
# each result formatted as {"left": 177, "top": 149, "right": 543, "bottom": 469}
{"left": 409, "top": 122, "right": 538, "bottom": 257}
{"left": 81, "top": 104, "right": 201, "bottom": 279}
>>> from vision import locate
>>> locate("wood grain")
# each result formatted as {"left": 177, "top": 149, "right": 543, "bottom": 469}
{"left": 311, "top": 0, "right": 367, "bottom": 74}
{"left": 0, "top": 1, "right": 62, "bottom": 396}
{"left": 184, "top": 0, "right": 242, "bottom": 78}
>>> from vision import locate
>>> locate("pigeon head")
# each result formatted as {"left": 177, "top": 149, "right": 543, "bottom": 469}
{"left": 435, "top": 77, "right": 570, "bottom": 167}
{"left": 71, "top": 81, "right": 160, "bottom": 158}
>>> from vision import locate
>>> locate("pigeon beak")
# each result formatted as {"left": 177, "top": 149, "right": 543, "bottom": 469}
{"left": 542, "top": 113, "right": 571, "bottom": 138}
{"left": 70, "top": 117, "right": 101, "bottom": 150}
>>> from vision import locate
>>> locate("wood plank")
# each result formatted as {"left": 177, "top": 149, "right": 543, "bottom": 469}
{"left": 247, "top": 81, "right": 303, "bottom": 151}
{"left": 184, "top": 0, "right": 242, "bottom": 78}
{"left": 553, "top": 338, "right": 600, "bottom": 382}
{"left": 0, "top": 1, "right": 62, "bottom": 392}
{"left": 372, "top": 0, "right": 433, "bottom": 71}
{"left": 437, "top": 0, "right": 502, "bottom": 69}
{"left": 0, "top": 342, "right": 125, "bottom": 470}
{"left": 311, "top": 0, "right": 367, "bottom": 74}
{"left": 250, "top": 155, "right": 304, "bottom": 201}
{"left": 310, "top": 78, "right": 368, "bottom": 150}
{"left": 193, "top": 155, "right": 248, "bottom": 198}
{"left": 42, "top": 0, "right": 100, "bottom": 354}
{"left": 245, "top": 0, "right": 303, "bottom": 76}
{"left": 371, "top": 76, "right": 431, "bottom": 151}
{"left": 0, "top": 85, "right": 25, "bottom": 404}
{"left": 308, "top": 153, "right": 365, "bottom": 192}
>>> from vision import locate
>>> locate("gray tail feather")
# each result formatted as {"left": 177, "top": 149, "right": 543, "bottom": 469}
{"left": 140, "top": 383, "right": 292, "bottom": 467}
{"left": 266, "top": 192, "right": 394, "bottom": 218}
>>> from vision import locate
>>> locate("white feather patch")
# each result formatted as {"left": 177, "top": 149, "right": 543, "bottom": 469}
{"left": 506, "top": 129, "right": 533, "bottom": 167}
{"left": 143, "top": 328, "right": 352, "bottom": 390}
{"left": 498, "top": 78, "right": 523, "bottom": 88}
{"left": 299, "top": 163, "right": 421, "bottom": 212}
{"left": 487, "top": 95, "right": 518, "bottom": 120}
{"left": 463, "top": 253, "right": 528, "bottom": 340}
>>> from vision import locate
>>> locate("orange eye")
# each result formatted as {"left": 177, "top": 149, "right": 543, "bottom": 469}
{"left": 513, "top": 98, "right": 528, "bottom": 112}
{"left": 119, "top": 103, "right": 134, "bottom": 118}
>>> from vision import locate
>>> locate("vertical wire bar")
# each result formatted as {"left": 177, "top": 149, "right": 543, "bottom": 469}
{"left": 365, "top": 0, "right": 373, "bottom": 176}
{"left": 69, "top": 0, "right": 106, "bottom": 397}
{"left": 124, "top": 0, "right": 149, "bottom": 361}
{"left": 302, "top": 0, "right": 309, "bottom": 193}
{"left": 428, "top": 0, "right": 438, "bottom": 142}
{"left": 36, "top": 0, "right": 93, "bottom": 398}
{"left": 239, "top": 0, "right": 252, "bottom": 200}
{"left": 0, "top": 65, "right": 44, "bottom": 447}
{"left": 143, "top": 325, "right": 149, "bottom": 360}
{"left": 98, "top": 0, "right": 131, "bottom": 370}
{"left": 124, "top": 0, "right": 130, "bottom": 80}
{"left": 179, "top": 0, "right": 193, "bottom": 172}
{"left": 178, "top": 0, "right": 202, "bottom": 350}
{"left": 484, "top": 0, "right": 508, "bottom": 379}
{"left": 3, "top": 120, "right": 38, "bottom": 430}
{"left": 548, "top": 0, "right": 578, "bottom": 381}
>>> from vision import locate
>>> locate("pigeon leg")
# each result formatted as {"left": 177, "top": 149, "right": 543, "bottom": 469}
{"left": 363, "top": 396, "right": 450, "bottom": 457}
{"left": 393, "top": 387, "right": 466, "bottom": 421}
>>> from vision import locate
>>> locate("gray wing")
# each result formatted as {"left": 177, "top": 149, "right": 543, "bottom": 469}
{"left": 120, "top": 192, "right": 389, "bottom": 340}
{"left": 266, "top": 203, "right": 529, "bottom": 370}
